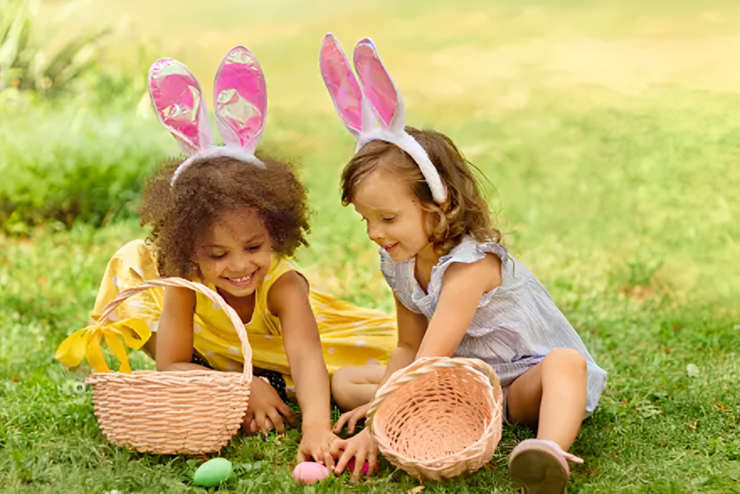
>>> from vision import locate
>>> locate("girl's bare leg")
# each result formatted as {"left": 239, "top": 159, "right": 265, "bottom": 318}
{"left": 506, "top": 348, "right": 588, "bottom": 450}
{"left": 331, "top": 365, "right": 386, "bottom": 411}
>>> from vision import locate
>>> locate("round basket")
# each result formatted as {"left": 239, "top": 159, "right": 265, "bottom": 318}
{"left": 84, "top": 277, "right": 252, "bottom": 455}
{"left": 366, "top": 357, "right": 503, "bottom": 481}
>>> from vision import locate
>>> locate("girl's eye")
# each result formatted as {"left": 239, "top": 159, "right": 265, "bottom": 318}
{"left": 210, "top": 253, "right": 226, "bottom": 259}
{"left": 246, "top": 244, "right": 262, "bottom": 252}
{"left": 382, "top": 216, "right": 396, "bottom": 222}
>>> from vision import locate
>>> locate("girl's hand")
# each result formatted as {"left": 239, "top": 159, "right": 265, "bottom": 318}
{"left": 242, "top": 377, "right": 298, "bottom": 435}
{"left": 332, "top": 402, "right": 371, "bottom": 435}
{"left": 330, "top": 428, "right": 379, "bottom": 482}
{"left": 296, "top": 426, "right": 338, "bottom": 470}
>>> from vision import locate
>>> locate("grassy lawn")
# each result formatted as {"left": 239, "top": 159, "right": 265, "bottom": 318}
{"left": 2, "top": 0, "right": 740, "bottom": 492}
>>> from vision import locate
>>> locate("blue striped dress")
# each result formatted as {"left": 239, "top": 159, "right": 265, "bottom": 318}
{"left": 379, "top": 235, "right": 607, "bottom": 417}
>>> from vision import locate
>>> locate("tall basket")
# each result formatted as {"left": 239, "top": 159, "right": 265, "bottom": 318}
{"left": 84, "top": 278, "right": 252, "bottom": 455}
{"left": 366, "top": 357, "right": 503, "bottom": 481}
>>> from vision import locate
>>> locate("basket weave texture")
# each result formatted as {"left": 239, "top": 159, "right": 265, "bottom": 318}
{"left": 367, "top": 357, "right": 503, "bottom": 481}
{"left": 84, "top": 277, "right": 252, "bottom": 455}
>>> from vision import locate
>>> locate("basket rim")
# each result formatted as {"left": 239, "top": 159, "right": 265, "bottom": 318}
{"left": 367, "top": 356, "right": 501, "bottom": 424}
{"left": 367, "top": 356, "right": 503, "bottom": 467}
{"left": 85, "top": 369, "right": 250, "bottom": 386}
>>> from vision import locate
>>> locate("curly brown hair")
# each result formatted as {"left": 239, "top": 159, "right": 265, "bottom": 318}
{"left": 340, "top": 127, "right": 500, "bottom": 252}
{"left": 139, "top": 154, "right": 311, "bottom": 279}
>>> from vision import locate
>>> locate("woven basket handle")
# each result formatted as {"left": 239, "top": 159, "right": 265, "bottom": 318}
{"left": 366, "top": 356, "right": 499, "bottom": 428}
{"left": 97, "top": 277, "right": 253, "bottom": 381}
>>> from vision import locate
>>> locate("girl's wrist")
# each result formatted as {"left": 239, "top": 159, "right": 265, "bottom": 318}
{"left": 301, "top": 415, "right": 332, "bottom": 431}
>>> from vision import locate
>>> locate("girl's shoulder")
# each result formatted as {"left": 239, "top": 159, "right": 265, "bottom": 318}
{"left": 379, "top": 235, "right": 510, "bottom": 298}
{"left": 443, "top": 236, "right": 509, "bottom": 266}
{"left": 263, "top": 253, "right": 299, "bottom": 288}
{"left": 427, "top": 236, "right": 508, "bottom": 297}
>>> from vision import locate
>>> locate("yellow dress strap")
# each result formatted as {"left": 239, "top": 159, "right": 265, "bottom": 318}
{"left": 191, "top": 253, "right": 298, "bottom": 373}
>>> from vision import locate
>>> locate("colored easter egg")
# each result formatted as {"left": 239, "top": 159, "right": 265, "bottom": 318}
{"left": 346, "top": 457, "right": 370, "bottom": 474}
{"left": 292, "top": 461, "right": 329, "bottom": 484}
{"left": 193, "top": 458, "right": 233, "bottom": 487}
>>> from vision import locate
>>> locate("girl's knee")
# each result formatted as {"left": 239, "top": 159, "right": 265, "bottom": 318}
{"left": 330, "top": 366, "right": 365, "bottom": 403}
{"left": 543, "top": 348, "right": 587, "bottom": 378}
{"left": 330, "top": 366, "right": 352, "bottom": 396}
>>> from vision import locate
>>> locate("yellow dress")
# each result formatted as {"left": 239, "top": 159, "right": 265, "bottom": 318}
{"left": 86, "top": 239, "right": 396, "bottom": 377}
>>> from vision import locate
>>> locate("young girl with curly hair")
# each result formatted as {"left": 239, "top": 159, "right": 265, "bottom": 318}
{"left": 319, "top": 35, "right": 607, "bottom": 492}
{"left": 56, "top": 46, "right": 395, "bottom": 466}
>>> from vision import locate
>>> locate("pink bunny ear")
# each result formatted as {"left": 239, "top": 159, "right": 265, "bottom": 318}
{"left": 148, "top": 58, "right": 214, "bottom": 155}
{"left": 352, "top": 38, "right": 402, "bottom": 130}
{"left": 213, "top": 46, "right": 267, "bottom": 155}
{"left": 320, "top": 33, "right": 364, "bottom": 137}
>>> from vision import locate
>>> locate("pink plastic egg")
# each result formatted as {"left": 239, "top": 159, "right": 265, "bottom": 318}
{"left": 292, "top": 461, "right": 329, "bottom": 484}
{"left": 346, "top": 458, "right": 370, "bottom": 474}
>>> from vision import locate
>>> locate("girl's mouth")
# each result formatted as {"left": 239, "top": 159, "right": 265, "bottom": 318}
{"left": 385, "top": 243, "right": 399, "bottom": 252}
{"left": 225, "top": 274, "right": 254, "bottom": 288}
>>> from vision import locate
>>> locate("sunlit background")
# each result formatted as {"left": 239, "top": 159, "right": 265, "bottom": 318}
{"left": 2, "top": 2, "right": 740, "bottom": 491}
{"left": 12, "top": 0, "right": 736, "bottom": 308}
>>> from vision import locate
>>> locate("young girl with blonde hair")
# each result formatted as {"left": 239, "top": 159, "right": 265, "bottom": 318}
{"left": 319, "top": 34, "right": 607, "bottom": 492}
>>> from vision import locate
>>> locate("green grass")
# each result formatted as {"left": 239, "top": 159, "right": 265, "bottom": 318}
{"left": 2, "top": 0, "right": 740, "bottom": 492}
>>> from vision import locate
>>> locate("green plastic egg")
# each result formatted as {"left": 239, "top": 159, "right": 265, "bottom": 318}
{"left": 193, "top": 458, "right": 233, "bottom": 487}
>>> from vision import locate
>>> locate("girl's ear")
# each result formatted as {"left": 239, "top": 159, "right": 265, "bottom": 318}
{"left": 352, "top": 38, "right": 405, "bottom": 134}
{"left": 148, "top": 58, "right": 214, "bottom": 156}
{"left": 320, "top": 33, "right": 364, "bottom": 138}
{"left": 213, "top": 46, "right": 267, "bottom": 156}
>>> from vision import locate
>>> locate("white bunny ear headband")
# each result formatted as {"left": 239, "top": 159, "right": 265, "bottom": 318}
{"left": 148, "top": 46, "right": 268, "bottom": 184}
{"left": 319, "top": 33, "right": 447, "bottom": 204}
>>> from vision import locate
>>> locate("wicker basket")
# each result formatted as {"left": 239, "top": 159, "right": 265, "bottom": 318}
{"left": 84, "top": 277, "right": 252, "bottom": 455}
{"left": 366, "top": 357, "right": 503, "bottom": 481}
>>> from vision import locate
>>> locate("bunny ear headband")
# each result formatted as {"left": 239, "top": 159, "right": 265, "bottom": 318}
{"left": 148, "top": 46, "right": 268, "bottom": 184}
{"left": 319, "top": 33, "right": 447, "bottom": 204}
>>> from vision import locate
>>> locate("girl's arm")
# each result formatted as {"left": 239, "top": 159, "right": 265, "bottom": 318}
{"left": 416, "top": 253, "right": 502, "bottom": 359}
{"left": 331, "top": 293, "right": 428, "bottom": 480}
{"left": 375, "top": 293, "right": 428, "bottom": 387}
{"left": 333, "top": 255, "right": 502, "bottom": 480}
{"left": 332, "top": 292, "right": 428, "bottom": 432}
{"left": 156, "top": 286, "right": 209, "bottom": 371}
{"left": 268, "top": 271, "right": 335, "bottom": 466}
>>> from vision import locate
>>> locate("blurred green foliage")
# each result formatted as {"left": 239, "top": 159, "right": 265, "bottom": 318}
{"left": 0, "top": 0, "right": 173, "bottom": 235}
{"left": 0, "top": 91, "right": 172, "bottom": 235}
{"left": 0, "top": 0, "right": 107, "bottom": 95}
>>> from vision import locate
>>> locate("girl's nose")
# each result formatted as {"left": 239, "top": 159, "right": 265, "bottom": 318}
{"left": 228, "top": 253, "right": 252, "bottom": 273}
{"left": 367, "top": 222, "right": 383, "bottom": 243}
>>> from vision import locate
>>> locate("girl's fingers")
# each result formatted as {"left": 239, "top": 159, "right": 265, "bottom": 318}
{"left": 366, "top": 446, "right": 379, "bottom": 476}
{"left": 336, "top": 408, "right": 362, "bottom": 434}
{"left": 331, "top": 441, "right": 352, "bottom": 474}
{"left": 254, "top": 411, "right": 269, "bottom": 435}
{"left": 296, "top": 448, "right": 306, "bottom": 463}
{"left": 311, "top": 444, "right": 332, "bottom": 470}
{"left": 331, "top": 421, "right": 343, "bottom": 434}
{"left": 278, "top": 401, "right": 298, "bottom": 428}
{"left": 332, "top": 412, "right": 351, "bottom": 432}
{"left": 351, "top": 449, "right": 366, "bottom": 483}
{"left": 329, "top": 438, "right": 346, "bottom": 458}
{"left": 346, "top": 413, "right": 360, "bottom": 433}
{"left": 267, "top": 408, "right": 285, "bottom": 434}
{"left": 323, "top": 449, "right": 335, "bottom": 471}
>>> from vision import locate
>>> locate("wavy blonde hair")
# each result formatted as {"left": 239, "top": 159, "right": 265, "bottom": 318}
{"left": 341, "top": 127, "right": 500, "bottom": 253}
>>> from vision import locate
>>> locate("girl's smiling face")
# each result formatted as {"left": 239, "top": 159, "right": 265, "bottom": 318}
{"left": 351, "top": 167, "right": 434, "bottom": 263}
{"left": 193, "top": 207, "right": 272, "bottom": 299}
